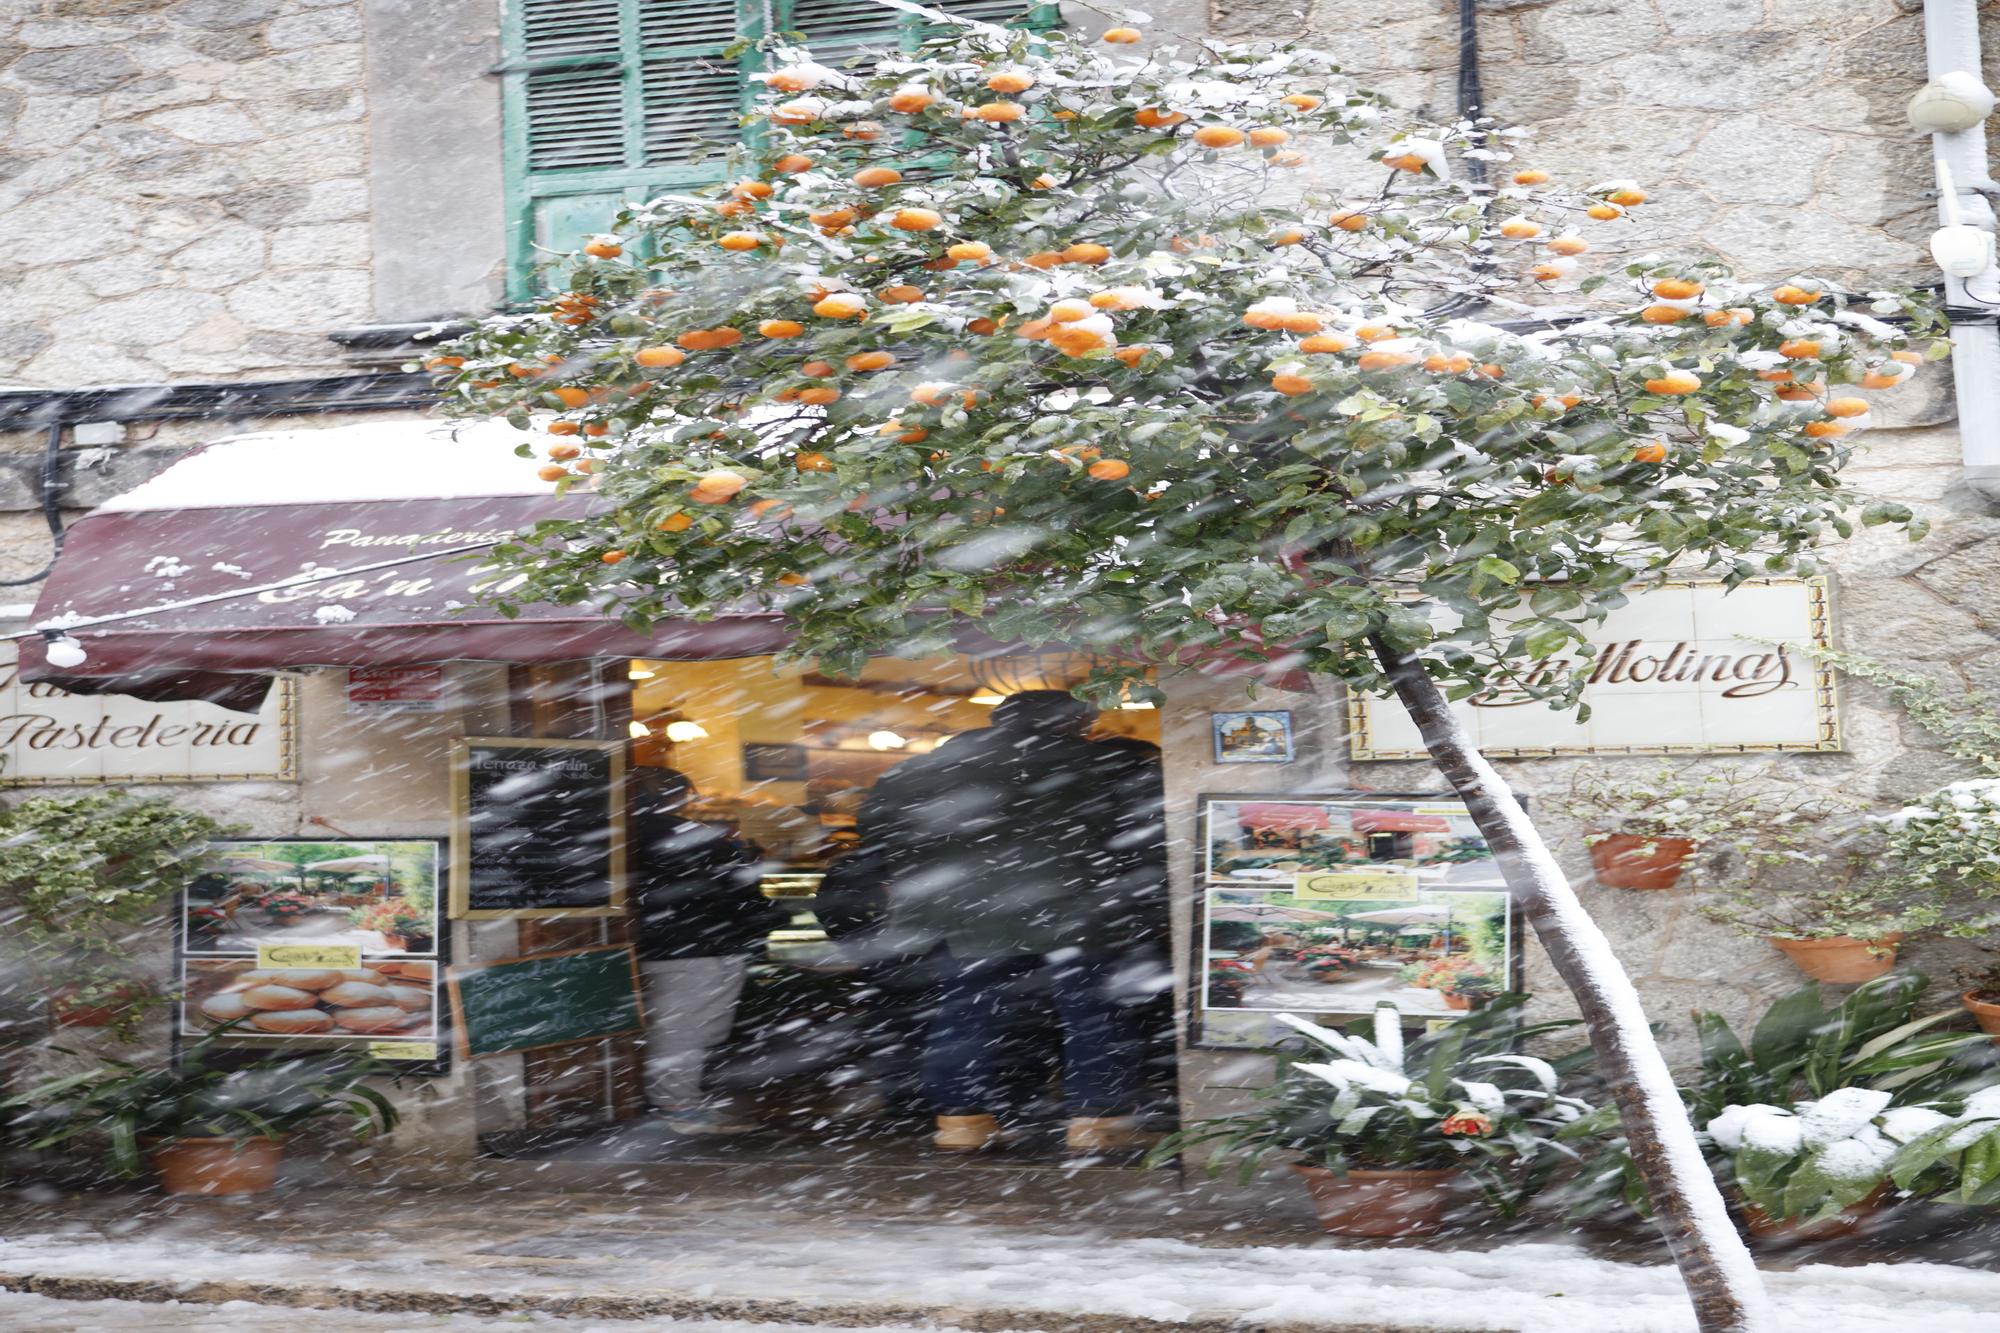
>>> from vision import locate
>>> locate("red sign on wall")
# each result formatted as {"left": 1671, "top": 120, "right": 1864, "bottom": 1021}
{"left": 346, "top": 666, "right": 447, "bottom": 715}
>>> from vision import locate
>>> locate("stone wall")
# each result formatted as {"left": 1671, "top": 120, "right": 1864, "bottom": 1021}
{"left": 0, "top": 0, "right": 379, "bottom": 387}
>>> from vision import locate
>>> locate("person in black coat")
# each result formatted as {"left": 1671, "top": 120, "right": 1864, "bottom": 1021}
{"left": 859, "top": 690, "right": 1166, "bottom": 1155}
{"left": 629, "top": 766, "right": 787, "bottom": 1134}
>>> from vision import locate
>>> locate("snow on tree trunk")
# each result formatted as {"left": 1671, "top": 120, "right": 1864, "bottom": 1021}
{"left": 1369, "top": 634, "right": 1775, "bottom": 1333}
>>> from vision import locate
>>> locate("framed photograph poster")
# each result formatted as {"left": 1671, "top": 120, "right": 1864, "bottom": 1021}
{"left": 1191, "top": 793, "right": 1519, "bottom": 1050}
{"left": 176, "top": 838, "right": 449, "bottom": 1073}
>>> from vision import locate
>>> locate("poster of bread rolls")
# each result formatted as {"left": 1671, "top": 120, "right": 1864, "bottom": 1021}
{"left": 181, "top": 959, "right": 440, "bottom": 1041}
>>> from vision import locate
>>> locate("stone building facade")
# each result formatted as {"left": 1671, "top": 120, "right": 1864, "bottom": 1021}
{"left": 0, "top": 0, "right": 1995, "bottom": 1153}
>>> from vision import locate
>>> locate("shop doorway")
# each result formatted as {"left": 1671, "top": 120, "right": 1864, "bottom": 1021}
{"left": 500, "top": 653, "right": 1176, "bottom": 1168}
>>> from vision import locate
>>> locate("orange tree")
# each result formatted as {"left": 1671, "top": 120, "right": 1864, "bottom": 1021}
{"left": 434, "top": 12, "right": 1940, "bottom": 1329}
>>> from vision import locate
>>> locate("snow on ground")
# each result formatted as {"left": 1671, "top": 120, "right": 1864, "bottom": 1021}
{"left": 0, "top": 1290, "right": 985, "bottom": 1333}
{"left": 2, "top": 1226, "right": 1999, "bottom": 1332}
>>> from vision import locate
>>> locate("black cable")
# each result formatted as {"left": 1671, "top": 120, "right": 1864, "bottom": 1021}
{"left": 1456, "top": 0, "right": 1487, "bottom": 187}
{"left": 0, "top": 423, "right": 67, "bottom": 587}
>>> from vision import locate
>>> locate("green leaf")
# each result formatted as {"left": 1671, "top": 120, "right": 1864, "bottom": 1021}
{"left": 1749, "top": 985, "right": 1826, "bottom": 1073}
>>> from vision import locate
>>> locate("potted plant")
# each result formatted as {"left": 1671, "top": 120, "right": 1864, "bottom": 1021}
{"left": 260, "top": 892, "right": 316, "bottom": 925}
{"left": 1698, "top": 872, "right": 1936, "bottom": 985}
{"left": 1, "top": 1028, "right": 398, "bottom": 1195}
{"left": 1565, "top": 974, "right": 1991, "bottom": 1239}
{"left": 1205, "top": 960, "right": 1254, "bottom": 1008}
{"left": 1433, "top": 959, "right": 1501, "bottom": 1011}
{"left": 0, "top": 793, "right": 237, "bottom": 1040}
{"left": 352, "top": 901, "right": 431, "bottom": 953}
{"left": 1887, "top": 1084, "right": 2000, "bottom": 1207}
{"left": 1155, "top": 998, "right": 1597, "bottom": 1236}
{"left": 1957, "top": 947, "right": 2000, "bottom": 1041}
{"left": 1296, "top": 945, "right": 1357, "bottom": 982}
{"left": 1553, "top": 764, "right": 1848, "bottom": 892}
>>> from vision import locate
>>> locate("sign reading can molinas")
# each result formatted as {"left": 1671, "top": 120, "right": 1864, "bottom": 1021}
{"left": 1349, "top": 579, "right": 1837, "bottom": 759}
{"left": 0, "top": 643, "right": 295, "bottom": 785}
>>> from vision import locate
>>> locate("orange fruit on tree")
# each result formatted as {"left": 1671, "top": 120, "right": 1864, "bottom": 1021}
{"left": 1135, "top": 107, "right": 1185, "bottom": 128}
{"left": 1533, "top": 393, "right": 1582, "bottom": 410}
{"left": 1772, "top": 284, "right": 1820, "bottom": 305}
{"left": 796, "top": 452, "right": 834, "bottom": 472}
{"left": 1299, "top": 333, "right": 1353, "bottom": 353}
{"left": 967, "top": 316, "right": 1001, "bottom": 335}
{"left": 1528, "top": 263, "right": 1567, "bottom": 282}
{"left": 1512, "top": 168, "right": 1550, "bottom": 185}
{"left": 749, "top": 499, "right": 793, "bottom": 520}
{"left": 1101, "top": 26, "right": 1142, "bottom": 42}
{"left": 1354, "top": 323, "right": 1394, "bottom": 341}
{"left": 1269, "top": 150, "right": 1308, "bottom": 168}
{"left": 600, "top": 550, "right": 627, "bottom": 565}
{"left": 547, "top": 421, "right": 581, "bottom": 437}
{"left": 1546, "top": 236, "right": 1588, "bottom": 256}
{"left": 798, "top": 386, "right": 841, "bottom": 405}
{"left": 1644, "top": 370, "right": 1701, "bottom": 395}
{"left": 1063, "top": 242, "right": 1111, "bottom": 264}
{"left": 909, "top": 382, "right": 954, "bottom": 406}
{"left": 813, "top": 292, "right": 868, "bottom": 318}
{"left": 1194, "top": 125, "right": 1246, "bottom": 148}
{"left": 1860, "top": 370, "right": 1903, "bottom": 389}
{"left": 1756, "top": 368, "right": 1794, "bottom": 382}
{"left": 553, "top": 386, "right": 590, "bottom": 408}
{"left": 890, "top": 207, "right": 943, "bottom": 231}
{"left": 718, "top": 231, "right": 764, "bottom": 251}
{"left": 1382, "top": 151, "right": 1427, "bottom": 172}
{"left": 1049, "top": 299, "right": 1094, "bottom": 323}
{"left": 1423, "top": 353, "right": 1472, "bottom": 373}
{"left": 1024, "top": 251, "right": 1065, "bottom": 269}
{"left": 1087, "top": 457, "right": 1132, "bottom": 480}
{"left": 844, "top": 121, "right": 884, "bottom": 141}
{"left": 1890, "top": 349, "right": 1924, "bottom": 365}
{"left": 852, "top": 167, "right": 902, "bottom": 188}
{"left": 1704, "top": 308, "right": 1751, "bottom": 327}
{"left": 636, "top": 346, "right": 686, "bottom": 367}
{"left": 1803, "top": 420, "right": 1848, "bottom": 439}
{"left": 1090, "top": 287, "right": 1147, "bottom": 311}
{"left": 1824, "top": 397, "right": 1869, "bottom": 418}
{"left": 774, "top": 153, "right": 814, "bottom": 173}
{"left": 1498, "top": 218, "right": 1541, "bottom": 239}
{"left": 1271, "top": 228, "right": 1305, "bottom": 246}
{"left": 986, "top": 69, "right": 1034, "bottom": 93}
{"left": 1113, "top": 347, "right": 1147, "bottom": 367}
{"left": 1016, "top": 316, "right": 1054, "bottom": 341}
{"left": 656, "top": 512, "right": 693, "bottom": 532}
{"left": 1606, "top": 186, "right": 1647, "bottom": 206}
{"left": 878, "top": 284, "right": 926, "bottom": 303}
{"left": 731, "top": 180, "right": 774, "bottom": 200}
{"left": 766, "top": 68, "right": 819, "bottom": 93}
{"left": 1248, "top": 127, "right": 1290, "bottom": 147}
{"left": 584, "top": 237, "right": 622, "bottom": 258}
{"left": 946, "top": 241, "right": 992, "bottom": 262}
{"left": 1478, "top": 363, "right": 1504, "bottom": 379}
{"left": 583, "top": 422, "right": 611, "bottom": 437}
{"left": 1630, "top": 441, "right": 1668, "bottom": 464}
{"left": 1774, "top": 385, "right": 1821, "bottom": 402}
{"left": 716, "top": 198, "right": 756, "bottom": 218}
{"left": 1779, "top": 338, "right": 1822, "bottom": 359}
{"left": 1651, "top": 277, "right": 1703, "bottom": 300}
{"left": 1586, "top": 202, "right": 1624, "bottom": 220}
{"left": 1640, "top": 304, "right": 1690, "bottom": 324}
{"left": 975, "top": 101, "right": 1025, "bottom": 122}
{"left": 548, "top": 442, "right": 582, "bottom": 460}
{"left": 846, "top": 351, "right": 895, "bottom": 372}
{"left": 801, "top": 359, "right": 836, "bottom": 377}
{"left": 1330, "top": 210, "right": 1368, "bottom": 231}
{"left": 1271, "top": 372, "right": 1314, "bottom": 395}
{"left": 777, "top": 572, "right": 812, "bottom": 586}
{"left": 1279, "top": 93, "right": 1322, "bottom": 111}
{"left": 537, "top": 464, "right": 569, "bottom": 482}
{"left": 890, "top": 89, "right": 936, "bottom": 113}
{"left": 758, "top": 319, "right": 804, "bottom": 339}
{"left": 1277, "top": 311, "right": 1324, "bottom": 333}
{"left": 810, "top": 207, "right": 859, "bottom": 229}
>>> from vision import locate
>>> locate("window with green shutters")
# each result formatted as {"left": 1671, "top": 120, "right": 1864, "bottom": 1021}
{"left": 499, "top": 0, "right": 1059, "bottom": 301}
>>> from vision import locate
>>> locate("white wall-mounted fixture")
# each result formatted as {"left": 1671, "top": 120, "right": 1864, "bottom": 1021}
{"left": 1909, "top": 70, "right": 1996, "bottom": 132}
{"left": 664, "top": 719, "right": 709, "bottom": 743}
{"left": 42, "top": 635, "right": 86, "bottom": 669}
{"left": 1932, "top": 221, "right": 1995, "bottom": 276}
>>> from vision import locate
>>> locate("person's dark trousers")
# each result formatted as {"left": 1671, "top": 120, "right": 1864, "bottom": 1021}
{"left": 923, "top": 952, "right": 1145, "bottom": 1117}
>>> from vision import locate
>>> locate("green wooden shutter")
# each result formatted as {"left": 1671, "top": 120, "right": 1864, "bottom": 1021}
{"left": 501, "top": 0, "right": 1062, "bottom": 300}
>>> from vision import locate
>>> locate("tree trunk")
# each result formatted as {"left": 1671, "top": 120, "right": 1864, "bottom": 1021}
{"left": 1367, "top": 635, "right": 1774, "bottom": 1333}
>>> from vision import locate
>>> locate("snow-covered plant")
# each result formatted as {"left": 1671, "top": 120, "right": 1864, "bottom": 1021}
{"left": 1705, "top": 1088, "right": 1927, "bottom": 1224}
{"left": 1554, "top": 762, "right": 1853, "bottom": 869}
{"left": 1155, "top": 997, "right": 1597, "bottom": 1217}
{"left": 1566, "top": 975, "right": 1990, "bottom": 1219}
{"left": 1873, "top": 778, "right": 2000, "bottom": 939}
{"left": 1887, "top": 1085, "right": 2000, "bottom": 1206}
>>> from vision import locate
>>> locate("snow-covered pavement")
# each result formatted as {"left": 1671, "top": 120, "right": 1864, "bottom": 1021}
{"left": 2, "top": 1200, "right": 1999, "bottom": 1333}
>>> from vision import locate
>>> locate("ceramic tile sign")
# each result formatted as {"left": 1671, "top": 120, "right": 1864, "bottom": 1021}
{"left": 345, "top": 666, "right": 447, "bottom": 715}
{"left": 0, "top": 639, "right": 296, "bottom": 785}
{"left": 1347, "top": 578, "right": 1837, "bottom": 759}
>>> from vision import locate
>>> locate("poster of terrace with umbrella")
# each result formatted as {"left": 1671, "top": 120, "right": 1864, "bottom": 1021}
{"left": 1197, "top": 795, "right": 1516, "bottom": 1045}
{"left": 181, "top": 840, "right": 440, "bottom": 957}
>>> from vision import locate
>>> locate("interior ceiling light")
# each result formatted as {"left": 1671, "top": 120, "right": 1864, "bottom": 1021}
{"left": 628, "top": 664, "right": 657, "bottom": 680}
{"left": 664, "top": 720, "right": 709, "bottom": 743}
{"left": 967, "top": 692, "right": 1006, "bottom": 705}
{"left": 627, "top": 720, "right": 651, "bottom": 739}
{"left": 867, "top": 729, "right": 907, "bottom": 751}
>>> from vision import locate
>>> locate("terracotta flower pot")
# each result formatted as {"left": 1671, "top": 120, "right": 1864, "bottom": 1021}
{"left": 1739, "top": 1183, "right": 1890, "bottom": 1244}
{"left": 1291, "top": 1163, "right": 1461, "bottom": 1237}
{"left": 147, "top": 1136, "right": 286, "bottom": 1196}
{"left": 1963, "top": 990, "right": 2000, "bottom": 1041}
{"left": 1768, "top": 934, "right": 1904, "bottom": 985}
{"left": 47, "top": 982, "right": 151, "bottom": 1030}
{"left": 1588, "top": 833, "right": 1695, "bottom": 890}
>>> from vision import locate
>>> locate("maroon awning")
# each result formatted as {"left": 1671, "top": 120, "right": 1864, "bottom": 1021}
{"left": 19, "top": 422, "right": 790, "bottom": 711}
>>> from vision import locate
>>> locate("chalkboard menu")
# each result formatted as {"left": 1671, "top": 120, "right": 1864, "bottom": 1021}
{"left": 446, "top": 945, "right": 643, "bottom": 1059}
{"left": 449, "top": 737, "right": 626, "bottom": 919}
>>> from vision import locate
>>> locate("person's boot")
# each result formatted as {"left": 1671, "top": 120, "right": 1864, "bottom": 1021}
{"left": 932, "top": 1113, "right": 1004, "bottom": 1152}
{"left": 1064, "top": 1115, "right": 1160, "bottom": 1156}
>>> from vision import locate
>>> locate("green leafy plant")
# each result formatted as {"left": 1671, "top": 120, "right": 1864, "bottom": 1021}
{"left": 1568, "top": 975, "right": 1994, "bottom": 1220}
{"left": 1, "top": 1026, "right": 398, "bottom": 1177}
{"left": 1887, "top": 1085, "right": 2000, "bottom": 1205}
{"left": 1553, "top": 762, "right": 1854, "bottom": 875}
{"left": 0, "top": 793, "right": 237, "bottom": 1037}
{"left": 1705, "top": 1088, "right": 1935, "bottom": 1225}
{"left": 1154, "top": 997, "right": 1596, "bottom": 1217}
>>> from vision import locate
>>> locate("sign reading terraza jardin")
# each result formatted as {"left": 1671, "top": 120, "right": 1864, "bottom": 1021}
{"left": 1348, "top": 579, "right": 1838, "bottom": 759}
{"left": 0, "top": 640, "right": 296, "bottom": 784}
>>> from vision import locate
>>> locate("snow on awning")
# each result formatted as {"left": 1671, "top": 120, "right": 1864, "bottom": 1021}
{"left": 20, "top": 419, "right": 789, "bottom": 711}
